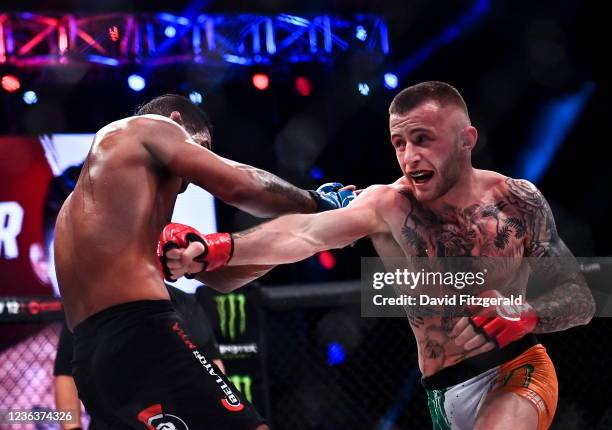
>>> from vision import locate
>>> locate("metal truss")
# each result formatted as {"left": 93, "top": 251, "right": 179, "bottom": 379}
{"left": 0, "top": 12, "right": 389, "bottom": 67}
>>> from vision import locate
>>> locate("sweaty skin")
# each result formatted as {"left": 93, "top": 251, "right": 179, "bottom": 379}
{"left": 55, "top": 114, "right": 318, "bottom": 330}
{"left": 181, "top": 101, "right": 595, "bottom": 377}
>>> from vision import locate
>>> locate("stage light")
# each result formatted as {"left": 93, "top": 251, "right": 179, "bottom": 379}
{"left": 383, "top": 73, "right": 398, "bottom": 89}
{"left": 318, "top": 250, "right": 336, "bottom": 270}
{"left": 189, "top": 91, "right": 203, "bottom": 105}
{"left": 355, "top": 25, "right": 367, "bottom": 41}
{"left": 164, "top": 25, "right": 176, "bottom": 38}
{"left": 23, "top": 91, "right": 38, "bottom": 105}
{"left": 127, "top": 74, "right": 146, "bottom": 92}
{"left": 357, "top": 82, "right": 370, "bottom": 96}
{"left": 252, "top": 73, "right": 270, "bottom": 91}
{"left": 515, "top": 82, "right": 595, "bottom": 183}
{"left": 108, "top": 26, "right": 120, "bottom": 42}
{"left": 327, "top": 342, "right": 346, "bottom": 366}
{"left": 1, "top": 74, "right": 20, "bottom": 92}
{"left": 310, "top": 167, "right": 324, "bottom": 180}
{"left": 295, "top": 76, "right": 312, "bottom": 96}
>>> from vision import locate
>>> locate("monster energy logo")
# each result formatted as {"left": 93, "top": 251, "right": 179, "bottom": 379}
{"left": 229, "top": 375, "right": 253, "bottom": 403}
{"left": 215, "top": 294, "right": 247, "bottom": 341}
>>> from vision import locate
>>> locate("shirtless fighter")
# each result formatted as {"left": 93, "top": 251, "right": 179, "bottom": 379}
{"left": 160, "top": 82, "right": 596, "bottom": 430}
{"left": 54, "top": 94, "right": 354, "bottom": 429}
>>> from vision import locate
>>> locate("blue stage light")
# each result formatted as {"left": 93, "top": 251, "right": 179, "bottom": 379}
{"left": 383, "top": 73, "right": 398, "bottom": 90}
{"left": 127, "top": 74, "right": 146, "bottom": 92}
{"left": 327, "top": 342, "right": 346, "bottom": 366}
{"left": 164, "top": 25, "right": 177, "bottom": 38}
{"left": 189, "top": 91, "right": 203, "bottom": 105}
{"left": 310, "top": 167, "right": 324, "bottom": 180}
{"left": 355, "top": 25, "right": 367, "bottom": 41}
{"left": 23, "top": 90, "right": 38, "bottom": 105}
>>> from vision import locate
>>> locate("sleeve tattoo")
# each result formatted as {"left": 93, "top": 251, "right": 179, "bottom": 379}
{"left": 507, "top": 178, "right": 595, "bottom": 332}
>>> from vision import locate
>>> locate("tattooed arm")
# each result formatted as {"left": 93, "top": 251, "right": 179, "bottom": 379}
{"left": 217, "top": 158, "right": 318, "bottom": 217}
{"left": 507, "top": 178, "right": 595, "bottom": 332}
{"left": 228, "top": 185, "right": 389, "bottom": 266}
{"left": 140, "top": 115, "right": 317, "bottom": 217}
{"left": 195, "top": 265, "right": 275, "bottom": 293}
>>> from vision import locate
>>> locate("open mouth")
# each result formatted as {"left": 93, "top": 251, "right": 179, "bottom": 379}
{"left": 409, "top": 170, "right": 435, "bottom": 185}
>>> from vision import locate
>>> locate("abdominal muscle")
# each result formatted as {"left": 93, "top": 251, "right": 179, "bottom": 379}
{"left": 370, "top": 231, "right": 493, "bottom": 378}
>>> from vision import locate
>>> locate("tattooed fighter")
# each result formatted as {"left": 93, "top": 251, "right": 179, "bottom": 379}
{"left": 160, "top": 82, "right": 595, "bottom": 430}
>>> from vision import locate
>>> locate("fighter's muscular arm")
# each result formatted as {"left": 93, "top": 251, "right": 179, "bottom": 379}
{"left": 508, "top": 179, "right": 595, "bottom": 332}
{"left": 162, "top": 186, "right": 391, "bottom": 290}
{"left": 228, "top": 185, "right": 388, "bottom": 266}
{"left": 138, "top": 115, "right": 317, "bottom": 217}
{"left": 195, "top": 265, "right": 275, "bottom": 291}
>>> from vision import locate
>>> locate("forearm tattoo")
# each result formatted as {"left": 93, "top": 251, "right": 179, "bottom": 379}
{"left": 252, "top": 168, "right": 316, "bottom": 212}
{"left": 232, "top": 225, "right": 262, "bottom": 239}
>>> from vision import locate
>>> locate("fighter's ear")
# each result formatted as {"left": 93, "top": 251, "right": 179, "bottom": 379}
{"left": 461, "top": 126, "right": 478, "bottom": 151}
{"left": 170, "top": 111, "right": 184, "bottom": 125}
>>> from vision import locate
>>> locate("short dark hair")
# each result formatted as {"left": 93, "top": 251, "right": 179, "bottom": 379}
{"left": 389, "top": 81, "right": 468, "bottom": 117}
{"left": 135, "top": 94, "right": 213, "bottom": 139}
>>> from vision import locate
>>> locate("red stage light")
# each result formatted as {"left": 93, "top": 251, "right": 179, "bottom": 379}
{"left": 317, "top": 250, "right": 336, "bottom": 270}
{"left": 252, "top": 73, "right": 270, "bottom": 91}
{"left": 109, "top": 26, "right": 120, "bottom": 42}
{"left": 295, "top": 76, "right": 312, "bottom": 96}
{"left": 1, "top": 75, "right": 20, "bottom": 93}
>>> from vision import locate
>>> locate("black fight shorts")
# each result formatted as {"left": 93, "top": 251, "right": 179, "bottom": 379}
{"left": 73, "top": 300, "right": 265, "bottom": 430}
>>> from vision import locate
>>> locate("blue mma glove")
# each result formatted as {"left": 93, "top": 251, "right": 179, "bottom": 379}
{"left": 309, "top": 182, "right": 356, "bottom": 212}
